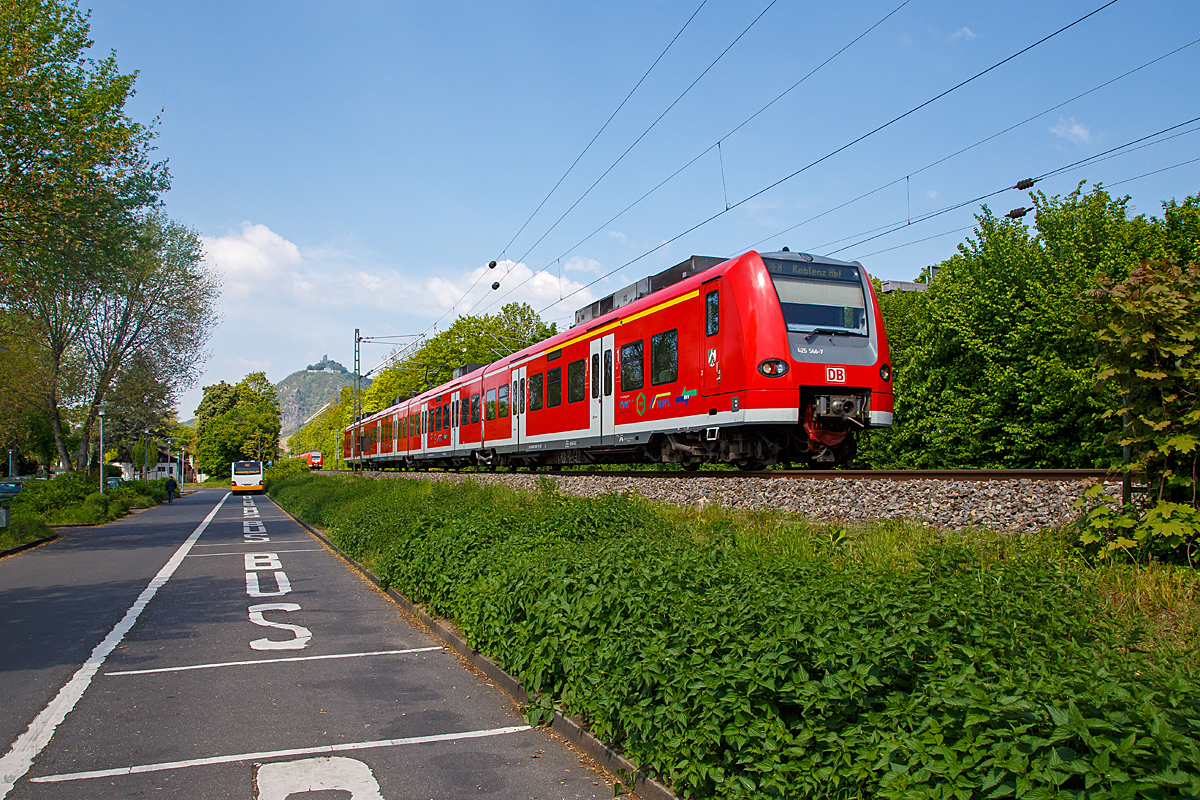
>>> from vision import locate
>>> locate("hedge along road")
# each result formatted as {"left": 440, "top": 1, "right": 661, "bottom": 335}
{"left": 0, "top": 488, "right": 615, "bottom": 799}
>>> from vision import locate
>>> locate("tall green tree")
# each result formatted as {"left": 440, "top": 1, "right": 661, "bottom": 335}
{"left": 363, "top": 302, "right": 556, "bottom": 412}
{"left": 860, "top": 184, "right": 1165, "bottom": 468}
{"left": 0, "top": 0, "right": 176, "bottom": 468}
{"left": 194, "top": 372, "right": 281, "bottom": 475}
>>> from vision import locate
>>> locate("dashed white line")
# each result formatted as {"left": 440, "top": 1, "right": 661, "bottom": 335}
{"left": 29, "top": 726, "right": 532, "bottom": 783}
{"left": 0, "top": 493, "right": 231, "bottom": 799}
{"left": 104, "top": 647, "right": 445, "bottom": 676}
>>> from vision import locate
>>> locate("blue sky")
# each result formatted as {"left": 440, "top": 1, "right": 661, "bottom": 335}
{"left": 85, "top": 0, "right": 1200, "bottom": 417}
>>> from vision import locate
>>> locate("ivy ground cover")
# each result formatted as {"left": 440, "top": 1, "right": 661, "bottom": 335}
{"left": 269, "top": 474, "right": 1200, "bottom": 799}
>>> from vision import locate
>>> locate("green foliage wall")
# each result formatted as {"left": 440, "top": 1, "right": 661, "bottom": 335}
{"left": 860, "top": 185, "right": 1192, "bottom": 469}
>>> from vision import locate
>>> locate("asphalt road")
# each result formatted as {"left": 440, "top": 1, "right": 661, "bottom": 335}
{"left": 0, "top": 488, "right": 615, "bottom": 799}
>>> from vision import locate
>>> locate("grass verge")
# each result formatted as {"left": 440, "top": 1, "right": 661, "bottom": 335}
{"left": 0, "top": 517, "right": 55, "bottom": 551}
{"left": 270, "top": 472, "right": 1200, "bottom": 799}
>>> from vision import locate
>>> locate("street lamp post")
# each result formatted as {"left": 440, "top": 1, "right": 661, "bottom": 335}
{"left": 167, "top": 438, "right": 174, "bottom": 482}
{"left": 97, "top": 405, "right": 106, "bottom": 493}
{"left": 143, "top": 428, "right": 151, "bottom": 480}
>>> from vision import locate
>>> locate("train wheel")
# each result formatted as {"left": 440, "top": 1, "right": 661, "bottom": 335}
{"left": 682, "top": 461, "right": 701, "bottom": 472}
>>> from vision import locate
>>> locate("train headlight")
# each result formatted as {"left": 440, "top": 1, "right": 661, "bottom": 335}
{"left": 880, "top": 363, "right": 891, "bottom": 382}
{"left": 758, "top": 359, "right": 789, "bottom": 377}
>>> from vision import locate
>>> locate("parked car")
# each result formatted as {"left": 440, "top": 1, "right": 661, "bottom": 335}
{"left": 106, "top": 477, "right": 122, "bottom": 489}
{"left": 0, "top": 481, "right": 22, "bottom": 503}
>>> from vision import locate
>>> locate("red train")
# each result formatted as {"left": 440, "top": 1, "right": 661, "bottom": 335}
{"left": 293, "top": 450, "right": 324, "bottom": 469}
{"left": 344, "top": 250, "right": 892, "bottom": 470}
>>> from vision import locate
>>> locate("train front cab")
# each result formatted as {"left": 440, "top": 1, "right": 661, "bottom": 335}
{"left": 643, "top": 249, "right": 891, "bottom": 469}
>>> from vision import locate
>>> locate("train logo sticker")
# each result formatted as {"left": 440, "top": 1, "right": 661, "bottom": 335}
{"left": 826, "top": 366, "right": 846, "bottom": 383}
{"left": 636, "top": 393, "right": 647, "bottom": 415}
{"left": 708, "top": 348, "right": 717, "bottom": 366}
{"left": 675, "top": 387, "right": 696, "bottom": 406}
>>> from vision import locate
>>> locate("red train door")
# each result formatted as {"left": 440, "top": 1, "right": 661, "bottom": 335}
{"left": 450, "top": 389, "right": 460, "bottom": 454}
{"left": 514, "top": 365, "right": 526, "bottom": 447}
{"left": 590, "top": 333, "right": 615, "bottom": 443}
{"left": 700, "top": 278, "right": 723, "bottom": 396}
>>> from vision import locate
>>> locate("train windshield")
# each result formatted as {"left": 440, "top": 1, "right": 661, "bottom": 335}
{"left": 763, "top": 258, "right": 867, "bottom": 335}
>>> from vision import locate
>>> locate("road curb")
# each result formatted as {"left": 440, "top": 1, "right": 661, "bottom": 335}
{"left": 274, "top": 501, "right": 678, "bottom": 800}
{"left": 0, "top": 534, "right": 58, "bottom": 559}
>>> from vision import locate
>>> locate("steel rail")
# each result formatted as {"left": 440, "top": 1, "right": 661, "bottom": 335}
{"left": 330, "top": 467, "right": 1118, "bottom": 482}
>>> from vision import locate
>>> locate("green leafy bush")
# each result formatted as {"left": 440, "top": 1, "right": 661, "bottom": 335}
{"left": 264, "top": 457, "right": 311, "bottom": 488}
{"left": 270, "top": 474, "right": 1200, "bottom": 799}
{"left": 10, "top": 473, "right": 93, "bottom": 518}
{"left": 1079, "top": 259, "right": 1200, "bottom": 561}
{"left": 0, "top": 516, "right": 55, "bottom": 550}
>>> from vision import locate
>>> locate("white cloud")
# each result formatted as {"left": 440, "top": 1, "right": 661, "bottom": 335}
{"left": 1050, "top": 116, "right": 1092, "bottom": 146}
{"left": 950, "top": 26, "right": 977, "bottom": 40}
{"left": 608, "top": 231, "right": 627, "bottom": 243}
{"left": 924, "top": 189, "right": 938, "bottom": 199}
{"left": 424, "top": 258, "right": 597, "bottom": 319}
{"left": 202, "top": 223, "right": 301, "bottom": 301}
{"left": 564, "top": 255, "right": 601, "bottom": 272}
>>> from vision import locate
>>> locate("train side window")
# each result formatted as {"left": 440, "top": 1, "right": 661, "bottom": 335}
{"left": 529, "top": 374, "right": 543, "bottom": 411}
{"left": 604, "top": 349, "right": 613, "bottom": 396}
{"left": 706, "top": 290, "right": 719, "bottom": 336}
{"left": 460, "top": 398, "right": 469, "bottom": 427}
{"left": 498, "top": 384, "right": 510, "bottom": 418}
{"left": 486, "top": 388, "right": 497, "bottom": 420}
{"left": 567, "top": 359, "right": 586, "bottom": 403}
{"left": 546, "top": 366, "right": 562, "bottom": 408}
{"left": 471, "top": 393, "right": 480, "bottom": 424}
{"left": 620, "top": 340, "right": 644, "bottom": 391}
{"left": 436, "top": 405, "right": 443, "bottom": 431}
{"left": 443, "top": 403, "right": 450, "bottom": 429}
{"left": 651, "top": 329, "right": 679, "bottom": 386}
{"left": 520, "top": 378, "right": 526, "bottom": 413}
{"left": 591, "top": 353, "right": 599, "bottom": 399}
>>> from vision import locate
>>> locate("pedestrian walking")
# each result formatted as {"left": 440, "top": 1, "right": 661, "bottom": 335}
{"left": 165, "top": 475, "right": 178, "bottom": 504}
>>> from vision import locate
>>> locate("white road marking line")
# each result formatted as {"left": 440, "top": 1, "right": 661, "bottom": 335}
{"left": 0, "top": 493, "right": 231, "bottom": 799}
{"left": 191, "top": 540, "right": 307, "bottom": 546}
{"left": 104, "top": 647, "right": 444, "bottom": 676}
{"left": 29, "top": 726, "right": 532, "bottom": 783}
{"left": 187, "top": 549, "right": 322, "bottom": 557}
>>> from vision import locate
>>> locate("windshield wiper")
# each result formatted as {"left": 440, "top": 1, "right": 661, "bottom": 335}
{"left": 804, "top": 328, "right": 844, "bottom": 342}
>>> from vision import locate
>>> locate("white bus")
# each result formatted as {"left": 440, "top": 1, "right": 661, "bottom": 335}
{"left": 231, "top": 461, "right": 264, "bottom": 494}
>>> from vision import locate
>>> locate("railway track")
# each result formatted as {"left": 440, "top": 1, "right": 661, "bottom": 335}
{"left": 329, "top": 467, "right": 1118, "bottom": 482}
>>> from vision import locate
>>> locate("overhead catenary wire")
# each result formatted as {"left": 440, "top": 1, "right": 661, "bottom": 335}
{"left": 421, "top": 0, "right": 710, "bottom": 337}
{"left": 744, "top": 36, "right": 1200, "bottom": 252}
{"left": 504, "top": 0, "right": 782, "bottom": 275}
{"left": 537, "top": 0, "right": 1124, "bottom": 316}
{"left": 1109, "top": 155, "right": 1200, "bottom": 187}
{"left": 493, "top": 0, "right": 710, "bottom": 263}
{"left": 822, "top": 115, "right": 1200, "bottom": 257}
{"left": 845, "top": 148, "right": 1200, "bottom": 262}
{"left": 477, "top": 0, "right": 915, "bottom": 315}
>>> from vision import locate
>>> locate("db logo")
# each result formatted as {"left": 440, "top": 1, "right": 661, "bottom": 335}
{"left": 826, "top": 366, "right": 846, "bottom": 383}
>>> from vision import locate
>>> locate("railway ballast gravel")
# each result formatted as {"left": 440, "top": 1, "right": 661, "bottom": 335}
{"left": 350, "top": 470, "right": 1119, "bottom": 533}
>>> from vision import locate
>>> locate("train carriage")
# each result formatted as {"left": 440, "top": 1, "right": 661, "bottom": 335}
{"left": 346, "top": 250, "right": 892, "bottom": 471}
